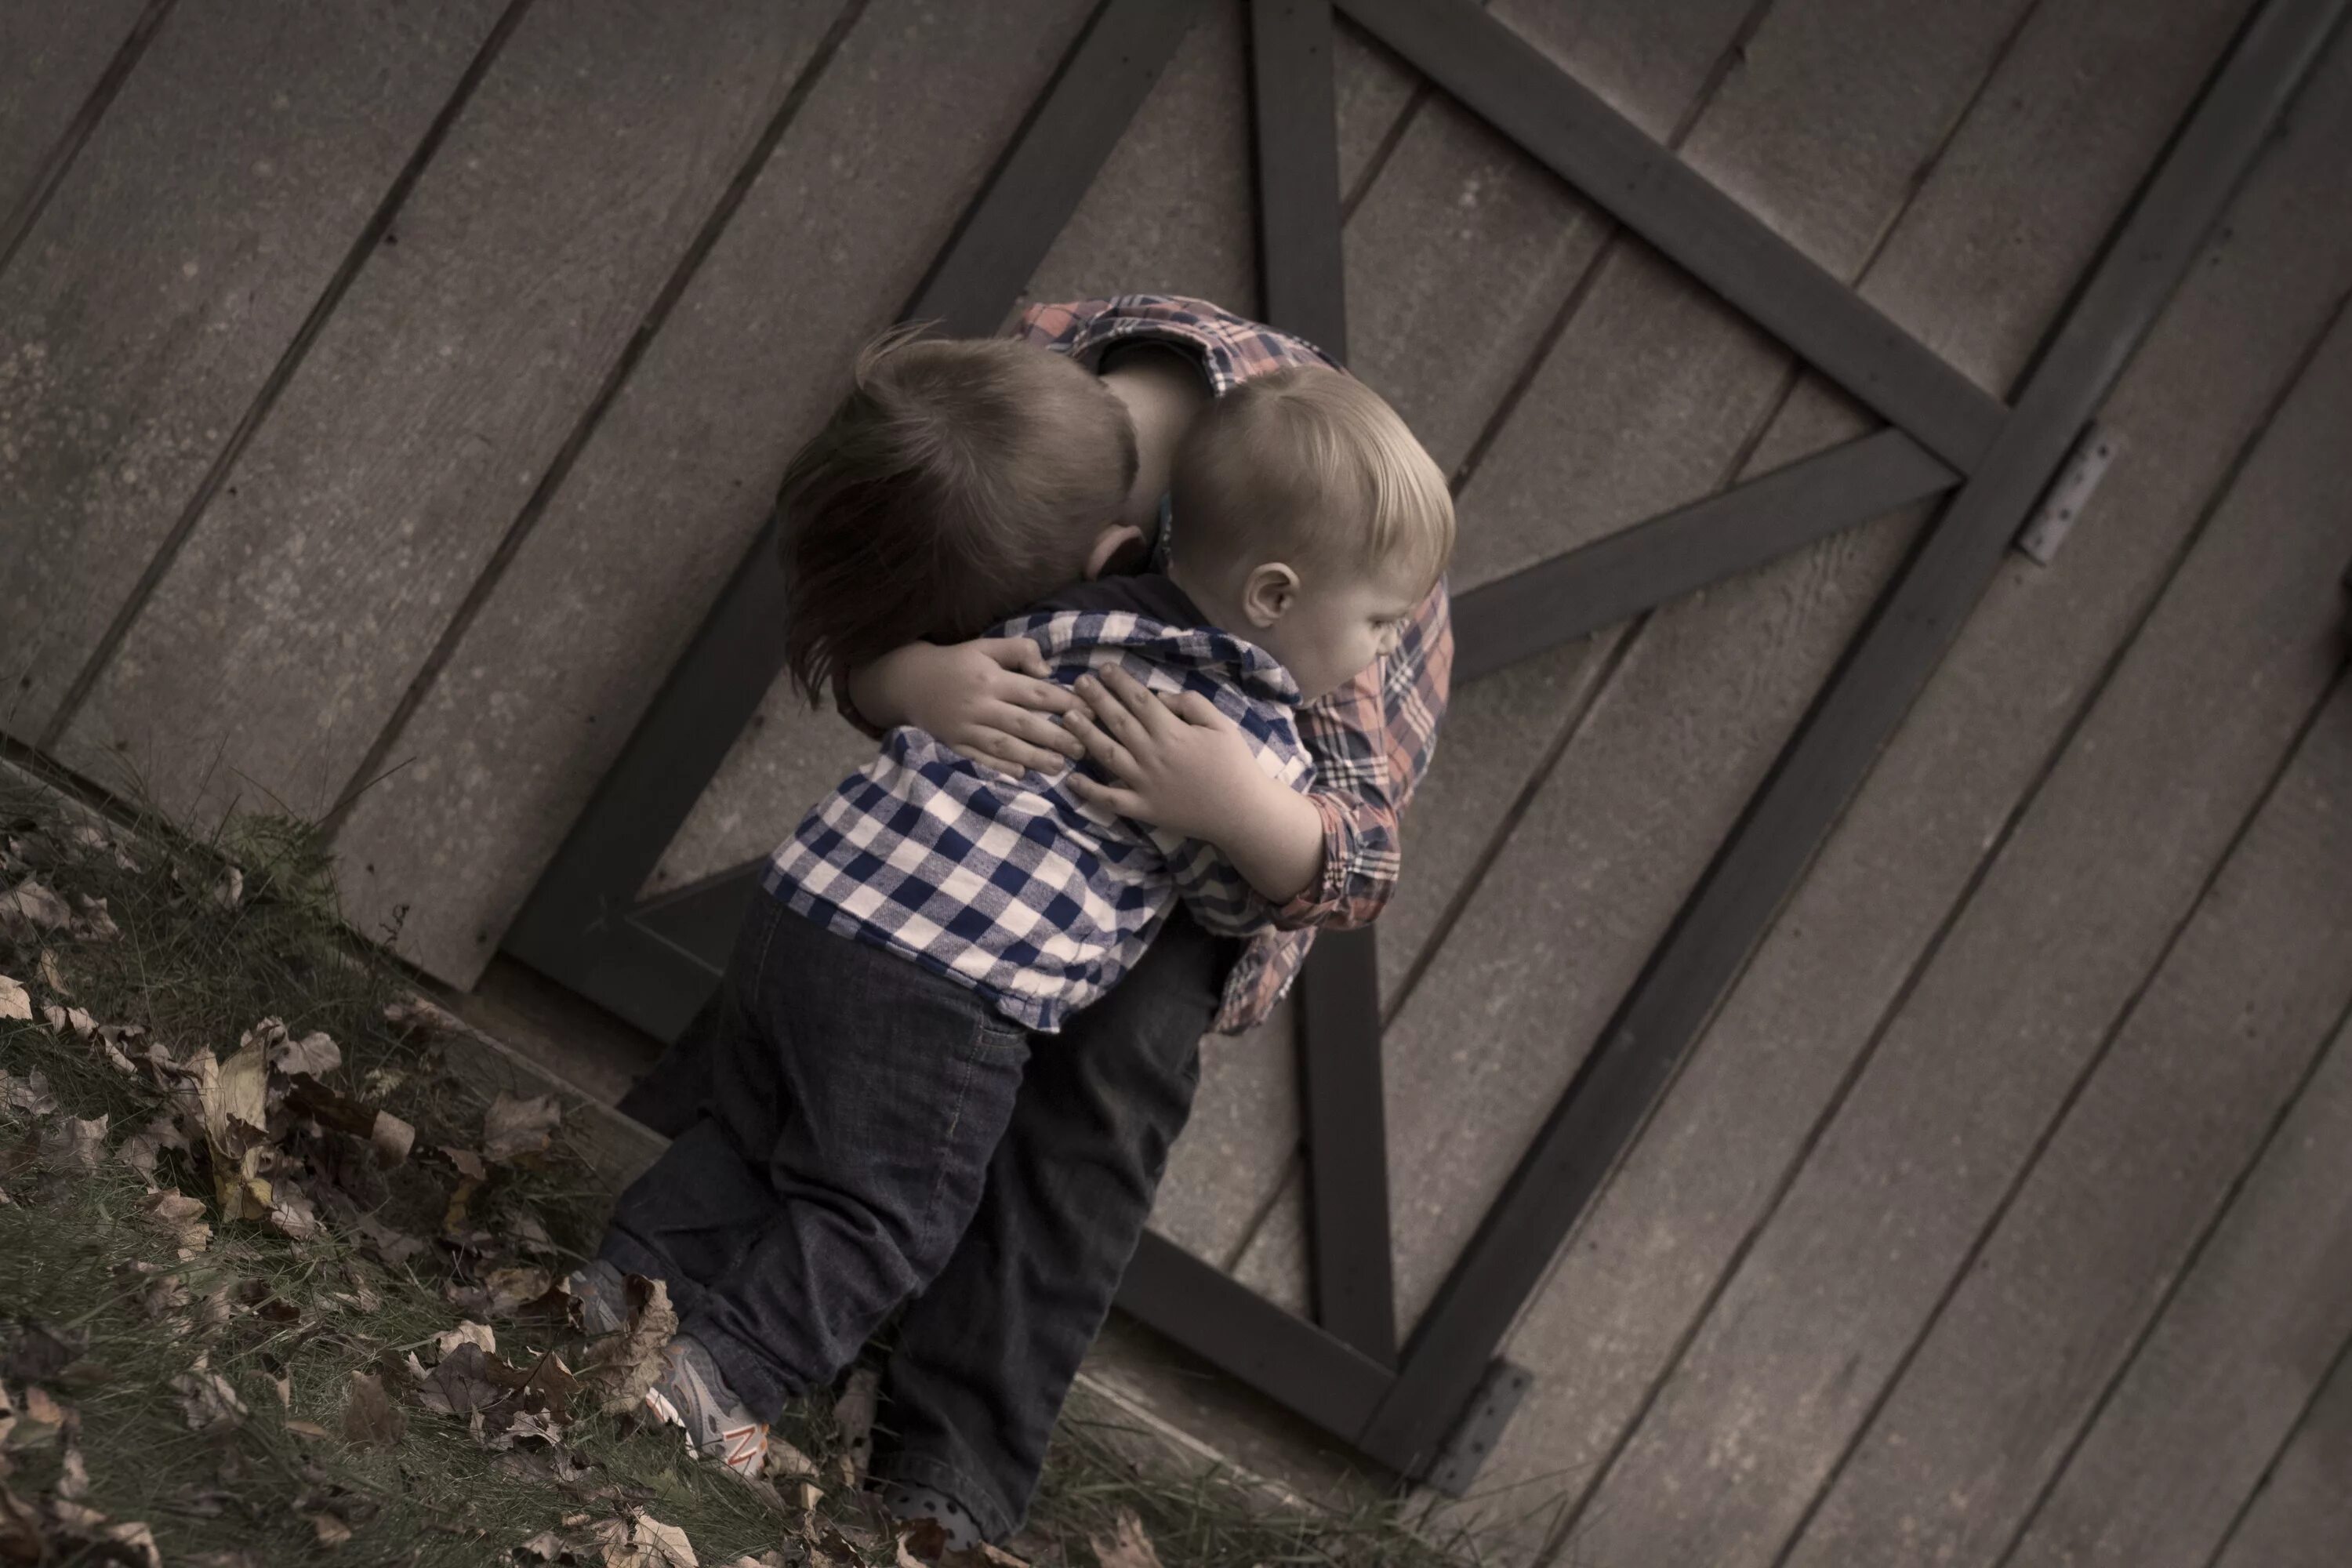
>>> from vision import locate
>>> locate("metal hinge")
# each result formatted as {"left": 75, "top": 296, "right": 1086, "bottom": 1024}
{"left": 1421, "top": 1359, "right": 1534, "bottom": 1497}
{"left": 2016, "top": 423, "right": 2122, "bottom": 565}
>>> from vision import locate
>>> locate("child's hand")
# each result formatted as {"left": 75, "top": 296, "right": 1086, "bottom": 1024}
{"left": 859, "top": 639, "right": 1085, "bottom": 776}
{"left": 1062, "top": 667, "right": 1260, "bottom": 836}
{"left": 1065, "top": 668, "right": 1324, "bottom": 901}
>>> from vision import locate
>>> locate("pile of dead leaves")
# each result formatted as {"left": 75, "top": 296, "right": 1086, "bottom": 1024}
{"left": 0, "top": 1377, "right": 163, "bottom": 1568}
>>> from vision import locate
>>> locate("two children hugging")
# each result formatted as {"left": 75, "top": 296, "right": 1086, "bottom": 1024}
{"left": 576, "top": 298, "right": 1455, "bottom": 1550}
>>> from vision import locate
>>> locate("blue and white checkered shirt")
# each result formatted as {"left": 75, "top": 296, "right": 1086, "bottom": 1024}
{"left": 765, "top": 583, "right": 1314, "bottom": 1033}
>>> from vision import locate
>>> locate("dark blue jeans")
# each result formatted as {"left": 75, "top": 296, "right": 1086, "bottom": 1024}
{"left": 617, "top": 901, "right": 1233, "bottom": 1541}
{"left": 601, "top": 899, "right": 1032, "bottom": 1420}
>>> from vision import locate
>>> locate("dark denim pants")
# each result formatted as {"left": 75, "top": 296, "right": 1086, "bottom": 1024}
{"left": 600, "top": 898, "right": 1032, "bottom": 1420}
{"left": 617, "top": 900, "right": 1233, "bottom": 1542}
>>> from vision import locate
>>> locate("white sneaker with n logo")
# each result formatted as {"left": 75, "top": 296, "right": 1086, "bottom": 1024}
{"left": 645, "top": 1335, "right": 771, "bottom": 1481}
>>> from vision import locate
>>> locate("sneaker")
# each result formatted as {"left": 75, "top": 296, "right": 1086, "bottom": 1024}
{"left": 876, "top": 1479, "right": 985, "bottom": 1553}
{"left": 644, "top": 1334, "right": 770, "bottom": 1480}
{"left": 566, "top": 1258, "right": 630, "bottom": 1337}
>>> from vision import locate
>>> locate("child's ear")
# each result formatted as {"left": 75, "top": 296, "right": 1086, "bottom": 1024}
{"left": 1085, "top": 524, "right": 1147, "bottom": 580}
{"left": 1241, "top": 562, "right": 1301, "bottom": 628}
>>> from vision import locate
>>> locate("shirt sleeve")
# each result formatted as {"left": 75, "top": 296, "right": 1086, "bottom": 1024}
{"left": 1269, "top": 579, "right": 1453, "bottom": 931}
{"left": 1159, "top": 831, "right": 1283, "bottom": 938}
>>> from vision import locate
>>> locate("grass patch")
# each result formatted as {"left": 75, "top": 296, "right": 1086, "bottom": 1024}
{"left": 0, "top": 762, "right": 1506, "bottom": 1566}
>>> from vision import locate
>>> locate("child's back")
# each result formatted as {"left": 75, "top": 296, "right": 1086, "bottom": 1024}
{"left": 769, "top": 572, "right": 1311, "bottom": 1033}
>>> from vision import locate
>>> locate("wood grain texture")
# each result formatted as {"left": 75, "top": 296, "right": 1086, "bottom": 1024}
{"left": 1781, "top": 669, "right": 2352, "bottom": 1568}
{"left": 1257, "top": 0, "right": 2057, "bottom": 1338}
{"left": 1339, "top": 0, "right": 1759, "bottom": 481}
{"left": 0, "top": 0, "right": 151, "bottom": 232}
{"left": 2209, "top": 1327, "right": 2352, "bottom": 1568}
{"left": 328, "top": 0, "right": 1101, "bottom": 983}
{"left": 1559, "top": 127, "right": 2352, "bottom": 1568}
{"left": 0, "top": 0, "right": 504, "bottom": 740}
{"left": 2004, "top": 1000, "right": 2352, "bottom": 1568}
{"left": 1486, "top": 20, "right": 2346, "bottom": 1556}
{"left": 1172, "top": 0, "right": 1778, "bottom": 1319}
{"left": 58, "top": 0, "right": 849, "bottom": 822}
{"left": 1018, "top": 0, "right": 1261, "bottom": 329}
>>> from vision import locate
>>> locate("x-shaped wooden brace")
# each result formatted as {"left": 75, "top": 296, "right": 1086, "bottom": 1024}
{"left": 506, "top": 0, "right": 2343, "bottom": 1483}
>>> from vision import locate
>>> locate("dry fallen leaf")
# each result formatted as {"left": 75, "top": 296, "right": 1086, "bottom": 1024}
{"left": 483, "top": 1092, "right": 562, "bottom": 1165}
{"left": 371, "top": 1109, "right": 416, "bottom": 1167}
{"left": 579, "top": 1277, "right": 677, "bottom": 1416}
{"left": 416, "top": 1342, "right": 521, "bottom": 1417}
{"left": 198, "top": 1043, "right": 272, "bottom": 1221}
{"left": 56, "top": 1446, "right": 89, "bottom": 1502}
{"left": 342, "top": 1371, "right": 407, "bottom": 1449}
{"left": 34, "top": 951, "right": 68, "bottom": 997}
{"left": 118, "top": 1111, "right": 191, "bottom": 1185}
{"left": 0, "top": 975, "right": 28, "bottom": 1022}
{"left": 269, "top": 1181, "right": 325, "bottom": 1242}
{"left": 603, "top": 1512, "right": 698, "bottom": 1568}
{"left": 38, "top": 1114, "right": 108, "bottom": 1174}
{"left": 71, "top": 895, "right": 119, "bottom": 943}
{"left": 171, "top": 1363, "right": 247, "bottom": 1433}
{"left": 436, "top": 1321, "right": 499, "bottom": 1359}
{"left": 212, "top": 866, "right": 245, "bottom": 910}
{"left": 0, "top": 1068, "right": 57, "bottom": 1116}
{"left": 263, "top": 1021, "right": 341, "bottom": 1080}
{"left": 140, "top": 1189, "right": 212, "bottom": 1256}
{"left": 309, "top": 1509, "right": 354, "bottom": 1548}
{"left": 1086, "top": 1508, "right": 1164, "bottom": 1568}
{"left": 0, "top": 877, "right": 72, "bottom": 934}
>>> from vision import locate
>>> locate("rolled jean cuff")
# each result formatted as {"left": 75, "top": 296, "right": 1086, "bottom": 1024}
{"left": 869, "top": 1450, "right": 1015, "bottom": 1545}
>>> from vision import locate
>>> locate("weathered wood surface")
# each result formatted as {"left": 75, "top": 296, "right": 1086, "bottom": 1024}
{"left": 1555, "top": 120, "right": 2352, "bottom": 1568}
{"left": 57, "top": 0, "right": 846, "bottom": 823}
{"left": 1780, "top": 669, "right": 2352, "bottom": 1568}
{"left": 0, "top": 0, "right": 150, "bottom": 241}
{"left": 330, "top": 0, "right": 1099, "bottom": 981}
{"left": 1269, "top": 0, "right": 2118, "bottom": 1330}
{"left": 640, "top": 0, "right": 1764, "bottom": 898}
{"left": 2210, "top": 1329, "right": 2352, "bottom": 1568}
{"left": 2005, "top": 1002, "right": 2352, "bottom": 1568}
{"left": 1021, "top": 0, "right": 1258, "bottom": 326}
{"left": 0, "top": 0, "right": 503, "bottom": 741}
{"left": 1473, "top": 6, "right": 2339, "bottom": 1547}
{"left": 1224, "top": 0, "right": 1916, "bottom": 1310}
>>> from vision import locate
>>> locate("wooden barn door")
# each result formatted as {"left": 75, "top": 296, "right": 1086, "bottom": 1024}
{"left": 504, "top": 0, "right": 2339, "bottom": 1488}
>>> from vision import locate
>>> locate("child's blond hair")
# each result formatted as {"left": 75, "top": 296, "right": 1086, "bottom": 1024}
{"left": 1169, "top": 365, "right": 1453, "bottom": 592}
{"left": 779, "top": 328, "right": 1138, "bottom": 703}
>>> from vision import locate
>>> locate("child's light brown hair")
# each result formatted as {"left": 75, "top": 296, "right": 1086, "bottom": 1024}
{"left": 779, "top": 328, "right": 1138, "bottom": 702}
{"left": 1169, "top": 365, "right": 1453, "bottom": 593}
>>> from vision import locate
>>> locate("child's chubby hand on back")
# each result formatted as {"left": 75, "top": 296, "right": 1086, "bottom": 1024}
{"left": 850, "top": 637, "right": 1088, "bottom": 777}
{"left": 1063, "top": 666, "right": 1325, "bottom": 903}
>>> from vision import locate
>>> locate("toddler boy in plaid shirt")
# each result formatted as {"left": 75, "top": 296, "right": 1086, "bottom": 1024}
{"left": 579, "top": 332, "right": 1453, "bottom": 1508}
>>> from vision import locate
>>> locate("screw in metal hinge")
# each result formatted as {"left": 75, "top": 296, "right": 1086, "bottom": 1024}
{"left": 2016, "top": 423, "right": 2122, "bottom": 566}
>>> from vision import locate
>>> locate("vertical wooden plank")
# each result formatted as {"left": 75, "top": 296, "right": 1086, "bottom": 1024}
{"left": 1555, "top": 118, "right": 2352, "bottom": 1568}
{"left": 328, "top": 0, "right": 1103, "bottom": 985}
{"left": 1290, "top": 0, "right": 2061, "bottom": 1331}
{"left": 1014, "top": 0, "right": 1259, "bottom": 328}
{"left": 1200, "top": 0, "right": 1838, "bottom": 1317}
{"left": 0, "top": 0, "right": 507, "bottom": 740}
{"left": 2002, "top": 1006, "right": 2352, "bottom": 1568}
{"left": 1338, "top": 0, "right": 1762, "bottom": 479}
{"left": 2208, "top": 1334, "right": 2352, "bottom": 1568}
{"left": 1780, "top": 666, "right": 2352, "bottom": 1568}
{"left": 55, "top": 0, "right": 849, "bottom": 820}
{"left": 1250, "top": 0, "right": 1348, "bottom": 358}
{"left": 0, "top": 0, "right": 154, "bottom": 246}
{"left": 1476, "top": 22, "right": 2352, "bottom": 1547}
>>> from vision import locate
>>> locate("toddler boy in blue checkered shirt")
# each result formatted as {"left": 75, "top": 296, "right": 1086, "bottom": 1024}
{"left": 580, "top": 335, "right": 1453, "bottom": 1492}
